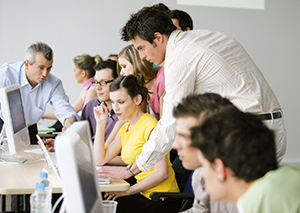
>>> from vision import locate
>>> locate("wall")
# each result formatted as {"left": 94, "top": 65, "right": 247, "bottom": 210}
{"left": 0, "top": 0, "right": 299, "bottom": 165}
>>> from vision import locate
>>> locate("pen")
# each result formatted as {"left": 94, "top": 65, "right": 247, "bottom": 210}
{"left": 98, "top": 102, "right": 114, "bottom": 120}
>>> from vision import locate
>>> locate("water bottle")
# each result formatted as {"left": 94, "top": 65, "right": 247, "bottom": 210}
{"left": 30, "top": 182, "right": 48, "bottom": 213}
{"left": 38, "top": 172, "right": 52, "bottom": 213}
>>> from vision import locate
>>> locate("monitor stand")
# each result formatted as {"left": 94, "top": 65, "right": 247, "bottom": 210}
{"left": 0, "top": 125, "right": 27, "bottom": 164}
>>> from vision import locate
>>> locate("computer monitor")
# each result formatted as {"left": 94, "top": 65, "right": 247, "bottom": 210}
{"left": 0, "top": 84, "right": 30, "bottom": 155}
{"left": 55, "top": 121, "right": 103, "bottom": 213}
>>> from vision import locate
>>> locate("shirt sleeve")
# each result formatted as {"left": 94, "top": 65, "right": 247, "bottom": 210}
{"left": 136, "top": 47, "right": 197, "bottom": 172}
{"left": 49, "top": 78, "right": 79, "bottom": 124}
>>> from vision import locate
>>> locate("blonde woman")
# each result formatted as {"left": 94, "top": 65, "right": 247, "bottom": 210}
{"left": 117, "top": 45, "right": 165, "bottom": 120}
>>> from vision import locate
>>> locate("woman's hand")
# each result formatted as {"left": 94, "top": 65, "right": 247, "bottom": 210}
{"left": 104, "top": 191, "right": 130, "bottom": 201}
{"left": 93, "top": 103, "right": 108, "bottom": 124}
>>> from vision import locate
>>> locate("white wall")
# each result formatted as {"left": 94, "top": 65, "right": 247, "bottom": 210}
{"left": 1, "top": 0, "right": 299, "bottom": 165}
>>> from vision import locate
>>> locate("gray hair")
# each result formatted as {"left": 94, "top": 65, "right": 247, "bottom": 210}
{"left": 24, "top": 42, "right": 53, "bottom": 65}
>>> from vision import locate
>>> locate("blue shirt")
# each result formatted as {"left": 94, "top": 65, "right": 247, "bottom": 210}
{"left": 0, "top": 61, "right": 78, "bottom": 126}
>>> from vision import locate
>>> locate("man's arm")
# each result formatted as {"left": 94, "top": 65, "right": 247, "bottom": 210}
{"left": 62, "top": 116, "right": 77, "bottom": 131}
{"left": 48, "top": 77, "right": 79, "bottom": 124}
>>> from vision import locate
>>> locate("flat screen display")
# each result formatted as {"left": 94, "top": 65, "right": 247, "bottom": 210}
{"left": 7, "top": 89, "right": 26, "bottom": 134}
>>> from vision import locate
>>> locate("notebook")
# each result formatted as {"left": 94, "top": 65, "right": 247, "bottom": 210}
{"left": 36, "top": 134, "right": 110, "bottom": 185}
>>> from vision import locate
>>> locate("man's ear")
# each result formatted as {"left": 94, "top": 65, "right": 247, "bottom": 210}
{"left": 154, "top": 32, "right": 164, "bottom": 44}
{"left": 24, "top": 60, "right": 29, "bottom": 70}
{"left": 133, "top": 94, "right": 142, "bottom": 106}
{"left": 214, "top": 158, "right": 227, "bottom": 182}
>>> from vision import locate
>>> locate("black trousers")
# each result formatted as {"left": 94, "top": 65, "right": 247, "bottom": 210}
{"left": 112, "top": 193, "right": 182, "bottom": 213}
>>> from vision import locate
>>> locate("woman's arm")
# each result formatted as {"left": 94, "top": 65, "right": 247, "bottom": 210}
{"left": 106, "top": 156, "right": 127, "bottom": 166}
{"left": 159, "top": 91, "right": 165, "bottom": 119}
{"left": 93, "top": 104, "right": 122, "bottom": 166}
{"left": 72, "top": 90, "right": 84, "bottom": 113}
{"left": 85, "top": 89, "right": 97, "bottom": 105}
{"left": 105, "top": 119, "right": 127, "bottom": 147}
{"left": 105, "top": 156, "right": 169, "bottom": 200}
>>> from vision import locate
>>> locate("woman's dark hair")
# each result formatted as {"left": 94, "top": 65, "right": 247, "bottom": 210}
{"left": 110, "top": 75, "right": 148, "bottom": 112}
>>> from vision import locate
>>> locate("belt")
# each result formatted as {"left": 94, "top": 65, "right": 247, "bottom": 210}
{"left": 256, "top": 111, "right": 282, "bottom": 120}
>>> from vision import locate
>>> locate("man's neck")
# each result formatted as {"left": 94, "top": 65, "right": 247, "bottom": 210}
{"left": 226, "top": 178, "right": 254, "bottom": 206}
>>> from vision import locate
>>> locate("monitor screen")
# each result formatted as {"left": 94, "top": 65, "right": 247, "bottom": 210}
{"left": 55, "top": 121, "right": 103, "bottom": 213}
{"left": 0, "top": 84, "right": 30, "bottom": 155}
{"left": 7, "top": 89, "right": 26, "bottom": 134}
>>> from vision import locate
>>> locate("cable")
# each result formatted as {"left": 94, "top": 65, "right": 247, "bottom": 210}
{"left": 52, "top": 193, "right": 64, "bottom": 213}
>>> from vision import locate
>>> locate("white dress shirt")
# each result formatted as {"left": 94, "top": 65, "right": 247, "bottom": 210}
{"left": 136, "top": 30, "right": 282, "bottom": 172}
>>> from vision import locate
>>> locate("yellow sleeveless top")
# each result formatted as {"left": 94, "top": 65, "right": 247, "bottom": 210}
{"left": 120, "top": 113, "right": 179, "bottom": 199}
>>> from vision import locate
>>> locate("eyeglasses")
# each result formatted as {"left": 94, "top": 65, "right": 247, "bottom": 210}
{"left": 92, "top": 79, "right": 114, "bottom": 87}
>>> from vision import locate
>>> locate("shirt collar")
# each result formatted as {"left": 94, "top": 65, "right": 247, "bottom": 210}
{"left": 83, "top": 77, "right": 95, "bottom": 90}
{"left": 20, "top": 63, "right": 30, "bottom": 87}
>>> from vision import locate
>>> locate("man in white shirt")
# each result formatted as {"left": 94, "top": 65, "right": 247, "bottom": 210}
{"left": 97, "top": 6, "right": 286, "bottom": 179}
{"left": 0, "top": 42, "right": 78, "bottom": 143}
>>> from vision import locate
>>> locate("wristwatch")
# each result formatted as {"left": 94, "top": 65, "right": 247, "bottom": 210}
{"left": 126, "top": 163, "right": 135, "bottom": 177}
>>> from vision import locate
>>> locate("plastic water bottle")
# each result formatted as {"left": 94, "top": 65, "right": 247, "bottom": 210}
{"left": 38, "top": 172, "right": 52, "bottom": 213}
{"left": 30, "top": 182, "right": 48, "bottom": 213}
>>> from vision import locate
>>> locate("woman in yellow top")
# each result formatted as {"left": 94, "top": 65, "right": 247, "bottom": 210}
{"left": 93, "top": 75, "right": 181, "bottom": 213}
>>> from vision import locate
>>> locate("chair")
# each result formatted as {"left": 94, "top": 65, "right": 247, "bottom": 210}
{"left": 150, "top": 157, "right": 194, "bottom": 212}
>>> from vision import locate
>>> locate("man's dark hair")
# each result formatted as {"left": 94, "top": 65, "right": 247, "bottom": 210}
{"left": 152, "top": 3, "right": 172, "bottom": 17}
{"left": 94, "top": 59, "right": 118, "bottom": 79}
{"left": 191, "top": 106, "right": 278, "bottom": 182}
{"left": 121, "top": 6, "right": 176, "bottom": 44}
{"left": 171, "top": 9, "right": 193, "bottom": 31}
{"left": 173, "top": 93, "right": 233, "bottom": 119}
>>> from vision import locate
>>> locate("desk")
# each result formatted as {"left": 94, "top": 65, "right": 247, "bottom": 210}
{"left": 0, "top": 145, "right": 129, "bottom": 211}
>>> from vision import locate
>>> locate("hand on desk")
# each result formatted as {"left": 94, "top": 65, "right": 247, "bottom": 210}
{"left": 104, "top": 190, "right": 130, "bottom": 201}
{"left": 38, "top": 138, "right": 55, "bottom": 152}
{"left": 97, "top": 166, "right": 131, "bottom": 179}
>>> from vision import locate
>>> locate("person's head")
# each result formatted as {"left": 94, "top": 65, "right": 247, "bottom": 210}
{"left": 121, "top": 6, "right": 176, "bottom": 65}
{"left": 117, "top": 44, "right": 158, "bottom": 82}
{"left": 191, "top": 106, "right": 278, "bottom": 202}
{"left": 152, "top": 3, "right": 172, "bottom": 16}
{"left": 24, "top": 42, "right": 54, "bottom": 87}
{"left": 93, "top": 59, "right": 118, "bottom": 102}
{"left": 172, "top": 93, "right": 233, "bottom": 170}
{"left": 171, "top": 9, "right": 193, "bottom": 31}
{"left": 109, "top": 75, "right": 148, "bottom": 120}
{"left": 108, "top": 54, "right": 118, "bottom": 61}
{"left": 73, "top": 54, "right": 103, "bottom": 84}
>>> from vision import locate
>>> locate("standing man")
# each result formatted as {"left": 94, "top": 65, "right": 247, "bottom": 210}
{"left": 0, "top": 42, "right": 78, "bottom": 144}
{"left": 98, "top": 6, "right": 286, "bottom": 179}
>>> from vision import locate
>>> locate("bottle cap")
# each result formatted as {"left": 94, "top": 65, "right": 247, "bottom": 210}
{"left": 35, "top": 182, "right": 45, "bottom": 190}
{"left": 39, "top": 172, "right": 48, "bottom": 178}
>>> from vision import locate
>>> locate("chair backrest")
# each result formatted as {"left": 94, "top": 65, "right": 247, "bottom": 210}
{"left": 172, "top": 156, "right": 192, "bottom": 192}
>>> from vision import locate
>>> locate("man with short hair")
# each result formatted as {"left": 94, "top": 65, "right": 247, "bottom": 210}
{"left": 172, "top": 93, "right": 237, "bottom": 213}
{"left": 171, "top": 9, "right": 193, "bottom": 31}
{"left": 81, "top": 59, "right": 120, "bottom": 140}
{"left": 192, "top": 106, "right": 300, "bottom": 213}
{"left": 98, "top": 6, "right": 286, "bottom": 180}
{"left": 0, "top": 42, "right": 78, "bottom": 144}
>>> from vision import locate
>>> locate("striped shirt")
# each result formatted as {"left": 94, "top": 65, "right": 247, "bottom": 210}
{"left": 136, "top": 30, "right": 281, "bottom": 172}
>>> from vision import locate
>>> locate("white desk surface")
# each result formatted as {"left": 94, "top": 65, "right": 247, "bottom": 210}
{"left": 0, "top": 145, "right": 129, "bottom": 195}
